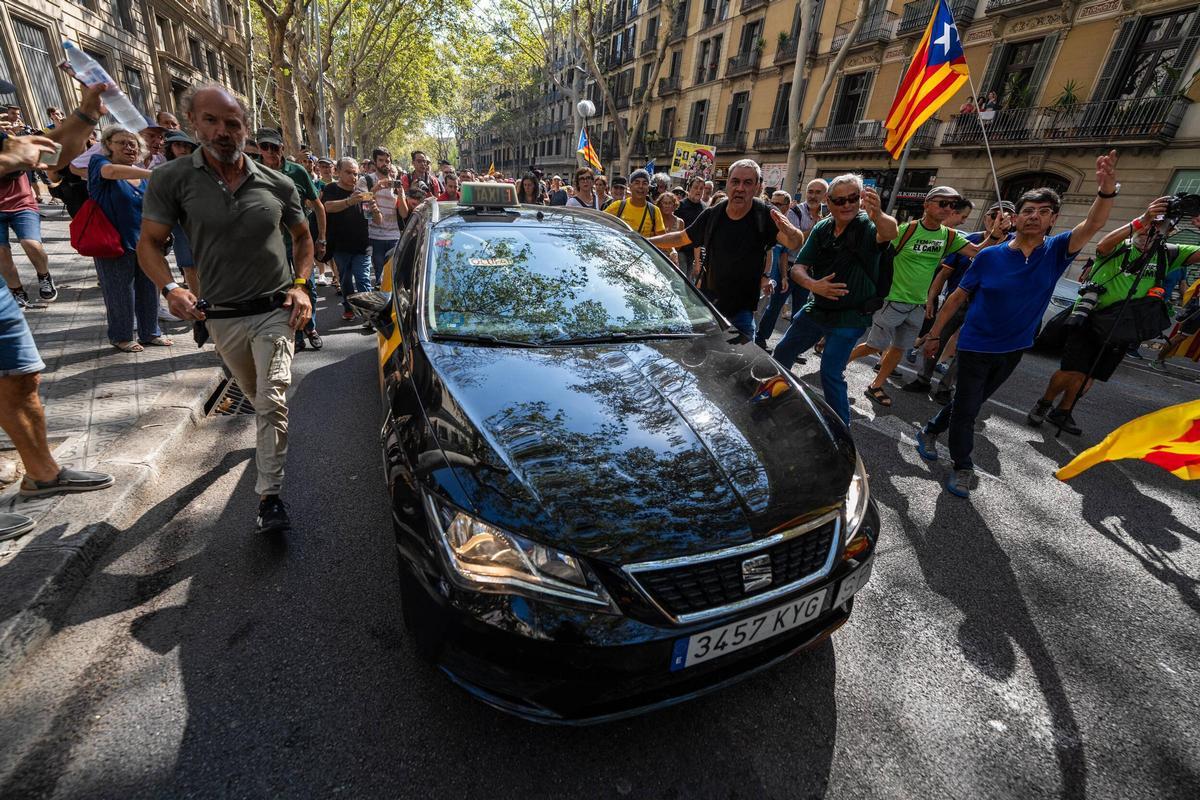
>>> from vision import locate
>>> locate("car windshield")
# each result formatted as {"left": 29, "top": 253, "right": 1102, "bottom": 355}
{"left": 424, "top": 219, "right": 718, "bottom": 343}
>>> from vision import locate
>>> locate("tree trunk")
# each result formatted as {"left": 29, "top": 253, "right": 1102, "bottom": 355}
{"left": 785, "top": 0, "right": 869, "bottom": 193}
{"left": 264, "top": 20, "right": 303, "bottom": 152}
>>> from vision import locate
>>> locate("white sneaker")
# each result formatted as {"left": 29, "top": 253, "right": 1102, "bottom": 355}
{"left": 314, "top": 275, "right": 331, "bottom": 286}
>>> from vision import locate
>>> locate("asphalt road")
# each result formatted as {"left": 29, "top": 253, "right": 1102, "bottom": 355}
{"left": 0, "top": 294, "right": 1197, "bottom": 800}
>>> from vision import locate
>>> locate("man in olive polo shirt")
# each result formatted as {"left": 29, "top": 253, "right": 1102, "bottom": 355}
{"left": 136, "top": 85, "right": 314, "bottom": 536}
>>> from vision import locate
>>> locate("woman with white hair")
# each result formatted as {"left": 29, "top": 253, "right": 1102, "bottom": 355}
{"left": 87, "top": 125, "right": 169, "bottom": 352}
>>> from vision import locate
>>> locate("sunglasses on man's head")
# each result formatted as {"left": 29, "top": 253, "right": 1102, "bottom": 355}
{"left": 829, "top": 194, "right": 860, "bottom": 206}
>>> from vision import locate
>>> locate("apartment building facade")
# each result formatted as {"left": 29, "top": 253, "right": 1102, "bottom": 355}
{"left": 467, "top": 0, "right": 1199, "bottom": 245}
{"left": 0, "top": 0, "right": 249, "bottom": 131}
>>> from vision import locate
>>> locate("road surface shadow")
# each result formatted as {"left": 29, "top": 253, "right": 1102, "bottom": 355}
{"left": 864, "top": 427, "right": 1088, "bottom": 800}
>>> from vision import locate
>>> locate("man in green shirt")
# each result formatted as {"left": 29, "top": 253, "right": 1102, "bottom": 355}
{"left": 849, "top": 186, "right": 1006, "bottom": 407}
{"left": 1030, "top": 197, "right": 1200, "bottom": 434}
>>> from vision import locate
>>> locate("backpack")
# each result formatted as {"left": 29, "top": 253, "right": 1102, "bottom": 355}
{"left": 69, "top": 199, "right": 124, "bottom": 258}
{"left": 615, "top": 198, "right": 662, "bottom": 236}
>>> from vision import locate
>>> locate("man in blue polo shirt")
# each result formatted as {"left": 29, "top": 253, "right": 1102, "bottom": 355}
{"left": 915, "top": 150, "right": 1121, "bottom": 498}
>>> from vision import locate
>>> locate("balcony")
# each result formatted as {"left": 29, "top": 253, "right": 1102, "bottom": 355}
{"left": 714, "top": 130, "right": 748, "bottom": 151}
{"left": 808, "top": 118, "right": 939, "bottom": 152}
{"left": 726, "top": 50, "right": 761, "bottom": 78}
{"left": 985, "top": 0, "right": 1062, "bottom": 17}
{"left": 659, "top": 75, "right": 682, "bottom": 95}
{"left": 941, "top": 96, "right": 1190, "bottom": 148}
{"left": 754, "top": 126, "right": 790, "bottom": 151}
{"left": 668, "top": 19, "right": 688, "bottom": 43}
{"left": 641, "top": 36, "right": 658, "bottom": 55}
{"left": 684, "top": 132, "right": 718, "bottom": 147}
{"left": 831, "top": 10, "right": 898, "bottom": 51}
{"left": 615, "top": 92, "right": 631, "bottom": 110}
{"left": 634, "top": 85, "right": 646, "bottom": 104}
{"left": 740, "top": 0, "right": 768, "bottom": 10}
{"left": 774, "top": 30, "right": 820, "bottom": 64}
{"left": 898, "top": 0, "right": 976, "bottom": 35}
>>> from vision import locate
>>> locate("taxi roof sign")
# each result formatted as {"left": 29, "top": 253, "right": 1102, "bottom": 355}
{"left": 459, "top": 182, "right": 520, "bottom": 209}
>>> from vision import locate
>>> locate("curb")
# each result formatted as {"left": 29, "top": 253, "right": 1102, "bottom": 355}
{"left": 0, "top": 365, "right": 224, "bottom": 684}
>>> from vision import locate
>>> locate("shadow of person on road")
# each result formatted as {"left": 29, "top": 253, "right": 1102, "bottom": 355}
{"left": 866, "top": 431, "right": 1089, "bottom": 800}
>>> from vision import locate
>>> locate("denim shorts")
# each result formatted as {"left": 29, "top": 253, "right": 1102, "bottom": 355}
{"left": 0, "top": 209, "right": 42, "bottom": 247}
{"left": 0, "top": 285, "right": 45, "bottom": 376}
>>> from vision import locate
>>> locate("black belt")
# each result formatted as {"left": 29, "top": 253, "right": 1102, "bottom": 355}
{"left": 201, "top": 292, "right": 286, "bottom": 319}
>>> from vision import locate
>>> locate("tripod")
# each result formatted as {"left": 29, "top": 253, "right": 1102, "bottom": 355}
{"left": 1052, "top": 226, "right": 1171, "bottom": 438}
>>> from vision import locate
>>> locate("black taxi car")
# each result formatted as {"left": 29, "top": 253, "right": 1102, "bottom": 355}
{"left": 349, "top": 183, "right": 880, "bottom": 723}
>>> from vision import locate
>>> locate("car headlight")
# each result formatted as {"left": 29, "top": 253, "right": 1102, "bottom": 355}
{"left": 844, "top": 452, "right": 871, "bottom": 541}
{"left": 425, "top": 494, "right": 617, "bottom": 611}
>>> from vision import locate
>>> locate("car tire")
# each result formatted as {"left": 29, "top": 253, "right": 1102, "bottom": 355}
{"left": 398, "top": 563, "right": 446, "bottom": 663}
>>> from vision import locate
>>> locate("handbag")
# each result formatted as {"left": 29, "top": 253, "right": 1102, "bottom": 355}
{"left": 1038, "top": 307, "right": 1073, "bottom": 350}
{"left": 1089, "top": 296, "right": 1171, "bottom": 346}
{"left": 70, "top": 199, "right": 124, "bottom": 258}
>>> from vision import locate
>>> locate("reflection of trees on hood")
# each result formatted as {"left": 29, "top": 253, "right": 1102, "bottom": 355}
{"left": 485, "top": 399, "right": 744, "bottom": 557}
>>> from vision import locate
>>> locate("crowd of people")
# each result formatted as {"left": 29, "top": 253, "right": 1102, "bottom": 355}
{"left": 3, "top": 76, "right": 1199, "bottom": 542}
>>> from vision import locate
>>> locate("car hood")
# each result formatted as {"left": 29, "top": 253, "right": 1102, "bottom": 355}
{"left": 419, "top": 332, "right": 855, "bottom": 564}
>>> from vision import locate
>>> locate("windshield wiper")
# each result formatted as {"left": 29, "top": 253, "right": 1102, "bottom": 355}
{"left": 544, "top": 332, "right": 704, "bottom": 346}
{"left": 429, "top": 332, "right": 541, "bottom": 348}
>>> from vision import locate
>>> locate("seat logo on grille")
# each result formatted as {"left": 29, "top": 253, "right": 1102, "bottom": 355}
{"left": 741, "top": 554, "right": 772, "bottom": 593}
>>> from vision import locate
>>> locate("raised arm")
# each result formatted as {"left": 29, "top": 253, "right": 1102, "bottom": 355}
{"left": 862, "top": 187, "right": 898, "bottom": 242}
{"left": 1068, "top": 150, "right": 1119, "bottom": 255}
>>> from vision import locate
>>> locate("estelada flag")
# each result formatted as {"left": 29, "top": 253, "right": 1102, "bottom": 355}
{"left": 486, "top": 161, "right": 496, "bottom": 176}
{"left": 1164, "top": 277, "right": 1200, "bottom": 362}
{"left": 1056, "top": 399, "right": 1200, "bottom": 481}
{"left": 884, "top": 0, "right": 970, "bottom": 159}
{"left": 577, "top": 127, "right": 603, "bottom": 173}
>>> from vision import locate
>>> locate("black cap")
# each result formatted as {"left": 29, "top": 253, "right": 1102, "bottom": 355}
{"left": 163, "top": 130, "right": 196, "bottom": 146}
{"left": 254, "top": 128, "right": 284, "bottom": 146}
{"left": 438, "top": 159, "right": 451, "bottom": 166}
{"left": 611, "top": 176, "right": 628, "bottom": 187}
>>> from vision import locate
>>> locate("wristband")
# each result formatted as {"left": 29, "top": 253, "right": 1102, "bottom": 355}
{"left": 1131, "top": 217, "right": 1144, "bottom": 232}
{"left": 293, "top": 278, "right": 309, "bottom": 287}
{"left": 1097, "top": 183, "right": 1120, "bottom": 199}
{"left": 72, "top": 108, "right": 98, "bottom": 126}
{"left": 161, "top": 281, "right": 180, "bottom": 298}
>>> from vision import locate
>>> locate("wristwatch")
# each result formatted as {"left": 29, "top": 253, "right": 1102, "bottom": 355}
{"left": 1097, "top": 183, "right": 1120, "bottom": 199}
{"left": 161, "top": 281, "right": 180, "bottom": 298}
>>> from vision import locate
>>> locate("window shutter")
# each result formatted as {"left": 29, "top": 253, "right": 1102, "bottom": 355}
{"left": 1026, "top": 31, "right": 1062, "bottom": 104}
{"left": 1169, "top": 10, "right": 1200, "bottom": 89}
{"left": 978, "top": 43, "right": 1008, "bottom": 96}
{"left": 855, "top": 70, "right": 876, "bottom": 120}
{"left": 1090, "top": 18, "right": 1138, "bottom": 101}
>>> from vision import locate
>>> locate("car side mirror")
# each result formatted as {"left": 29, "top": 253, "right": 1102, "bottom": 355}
{"left": 348, "top": 291, "right": 395, "bottom": 338}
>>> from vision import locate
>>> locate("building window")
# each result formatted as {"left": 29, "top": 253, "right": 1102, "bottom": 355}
{"left": 155, "top": 16, "right": 171, "bottom": 51}
{"left": 189, "top": 37, "right": 204, "bottom": 71}
{"left": 769, "top": 82, "right": 791, "bottom": 130}
{"left": 0, "top": 40, "right": 18, "bottom": 107}
{"left": 737, "top": 19, "right": 763, "bottom": 56}
{"left": 725, "top": 91, "right": 749, "bottom": 134}
{"left": 12, "top": 19, "right": 65, "bottom": 118}
{"left": 1000, "top": 172, "right": 1070, "bottom": 205}
{"left": 659, "top": 106, "right": 675, "bottom": 138}
{"left": 206, "top": 49, "right": 219, "bottom": 79}
{"left": 830, "top": 71, "right": 872, "bottom": 126}
{"left": 111, "top": 0, "right": 136, "bottom": 33}
{"left": 123, "top": 65, "right": 146, "bottom": 114}
{"left": 695, "top": 36, "right": 722, "bottom": 83}
{"left": 978, "top": 34, "right": 1060, "bottom": 108}
{"left": 1103, "top": 9, "right": 1200, "bottom": 101}
{"left": 687, "top": 99, "right": 709, "bottom": 138}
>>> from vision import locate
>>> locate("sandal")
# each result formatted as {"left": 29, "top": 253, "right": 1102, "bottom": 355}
{"left": 140, "top": 336, "right": 174, "bottom": 347}
{"left": 864, "top": 386, "right": 892, "bottom": 407}
{"left": 113, "top": 341, "right": 144, "bottom": 353}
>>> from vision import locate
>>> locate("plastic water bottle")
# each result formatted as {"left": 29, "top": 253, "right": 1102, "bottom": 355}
{"left": 62, "top": 40, "right": 145, "bottom": 131}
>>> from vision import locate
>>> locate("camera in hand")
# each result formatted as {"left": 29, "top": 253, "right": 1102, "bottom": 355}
{"left": 1066, "top": 282, "right": 1105, "bottom": 327}
{"left": 1160, "top": 193, "right": 1200, "bottom": 229}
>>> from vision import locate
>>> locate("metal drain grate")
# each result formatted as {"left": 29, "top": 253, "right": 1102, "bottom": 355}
{"left": 205, "top": 378, "right": 255, "bottom": 416}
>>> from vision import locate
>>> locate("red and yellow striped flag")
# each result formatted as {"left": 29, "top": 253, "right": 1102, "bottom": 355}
{"left": 1056, "top": 400, "right": 1200, "bottom": 481}
{"left": 884, "top": 0, "right": 970, "bottom": 159}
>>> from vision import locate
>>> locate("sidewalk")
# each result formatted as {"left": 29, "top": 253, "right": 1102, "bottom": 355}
{"left": 0, "top": 203, "right": 223, "bottom": 679}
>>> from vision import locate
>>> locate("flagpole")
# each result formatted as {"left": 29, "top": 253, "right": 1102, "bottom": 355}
{"left": 965, "top": 70, "right": 1004, "bottom": 208}
{"left": 886, "top": 139, "right": 914, "bottom": 215}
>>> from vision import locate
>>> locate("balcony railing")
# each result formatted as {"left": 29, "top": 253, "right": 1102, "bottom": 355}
{"left": 641, "top": 36, "right": 658, "bottom": 55}
{"left": 754, "top": 126, "right": 790, "bottom": 151}
{"left": 634, "top": 85, "right": 646, "bottom": 104}
{"left": 941, "top": 97, "right": 1190, "bottom": 147}
{"left": 726, "top": 50, "right": 761, "bottom": 78}
{"left": 740, "top": 0, "right": 768, "bottom": 11}
{"left": 668, "top": 19, "right": 687, "bottom": 43}
{"left": 809, "top": 118, "right": 939, "bottom": 152}
{"left": 774, "top": 30, "right": 820, "bottom": 64}
{"left": 831, "top": 10, "right": 898, "bottom": 51}
{"left": 658, "top": 75, "right": 682, "bottom": 95}
{"left": 714, "top": 130, "right": 747, "bottom": 151}
{"left": 615, "top": 92, "right": 631, "bottom": 110}
{"left": 684, "top": 132, "right": 718, "bottom": 146}
{"left": 985, "top": 0, "right": 1061, "bottom": 16}
{"left": 898, "top": 0, "right": 975, "bottom": 34}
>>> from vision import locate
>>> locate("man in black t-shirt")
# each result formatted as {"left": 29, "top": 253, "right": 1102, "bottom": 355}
{"left": 649, "top": 160, "right": 803, "bottom": 339}
{"left": 676, "top": 176, "right": 707, "bottom": 283}
{"left": 320, "top": 157, "right": 381, "bottom": 320}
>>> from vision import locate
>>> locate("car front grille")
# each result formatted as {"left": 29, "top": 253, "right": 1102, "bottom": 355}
{"left": 624, "top": 512, "right": 841, "bottom": 623}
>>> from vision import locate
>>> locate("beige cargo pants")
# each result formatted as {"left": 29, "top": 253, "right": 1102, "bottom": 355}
{"left": 205, "top": 308, "right": 293, "bottom": 496}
